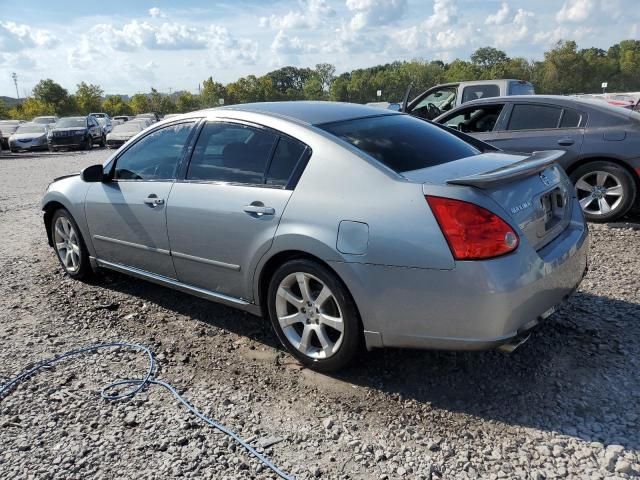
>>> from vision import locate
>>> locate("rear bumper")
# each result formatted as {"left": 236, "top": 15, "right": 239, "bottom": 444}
{"left": 331, "top": 200, "right": 589, "bottom": 351}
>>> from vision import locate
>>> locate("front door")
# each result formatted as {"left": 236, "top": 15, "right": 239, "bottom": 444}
{"left": 167, "top": 121, "right": 309, "bottom": 300}
{"left": 85, "top": 121, "right": 196, "bottom": 278}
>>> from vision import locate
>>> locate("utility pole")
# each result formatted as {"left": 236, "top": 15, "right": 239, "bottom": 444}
{"left": 11, "top": 72, "right": 19, "bottom": 99}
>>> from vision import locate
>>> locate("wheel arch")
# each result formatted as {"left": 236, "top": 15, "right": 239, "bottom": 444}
{"left": 43, "top": 200, "right": 67, "bottom": 246}
{"left": 566, "top": 156, "right": 640, "bottom": 188}
{"left": 256, "top": 250, "right": 364, "bottom": 337}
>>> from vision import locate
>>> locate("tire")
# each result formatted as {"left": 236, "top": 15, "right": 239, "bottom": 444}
{"left": 570, "top": 161, "right": 637, "bottom": 222}
{"left": 51, "top": 208, "right": 92, "bottom": 280}
{"left": 267, "top": 259, "right": 360, "bottom": 372}
{"left": 99, "top": 135, "right": 106, "bottom": 147}
{"left": 83, "top": 136, "right": 93, "bottom": 151}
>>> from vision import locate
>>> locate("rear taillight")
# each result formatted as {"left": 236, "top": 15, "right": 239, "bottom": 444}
{"left": 426, "top": 196, "right": 519, "bottom": 260}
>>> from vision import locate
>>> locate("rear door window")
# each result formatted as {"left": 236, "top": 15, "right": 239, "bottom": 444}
{"left": 507, "top": 104, "right": 562, "bottom": 131}
{"left": 461, "top": 84, "right": 500, "bottom": 103}
{"left": 440, "top": 104, "right": 504, "bottom": 133}
{"left": 266, "top": 137, "right": 308, "bottom": 187}
{"left": 559, "top": 108, "right": 582, "bottom": 128}
{"left": 319, "top": 114, "right": 479, "bottom": 173}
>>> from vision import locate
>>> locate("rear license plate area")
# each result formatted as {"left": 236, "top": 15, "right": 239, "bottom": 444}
{"left": 540, "top": 188, "right": 565, "bottom": 231}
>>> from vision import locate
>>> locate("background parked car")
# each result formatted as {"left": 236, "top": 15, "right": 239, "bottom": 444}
{"left": 106, "top": 120, "right": 146, "bottom": 148}
{"left": 89, "top": 112, "right": 110, "bottom": 119}
{"left": 434, "top": 95, "right": 640, "bottom": 222}
{"left": 97, "top": 117, "right": 113, "bottom": 135}
{"left": 32, "top": 116, "right": 59, "bottom": 126}
{"left": 113, "top": 115, "right": 132, "bottom": 123}
{"left": 8, "top": 122, "right": 49, "bottom": 152}
{"left": 0, "top": 120, "right": 25, "bottom": 149}
{"left": 405, "top": 79, "right": 535, "bottom": 120}
{"left": 134, "top": 112, "right": 160, "bottom": 123}
{"left": 48, "top": 116, "right": 105, "bottom": 151}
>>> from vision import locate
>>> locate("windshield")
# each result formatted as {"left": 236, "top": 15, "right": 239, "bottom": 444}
{"left": 55, "top": 118, "right": 86, "bottom": 128}
{"left": 509, "top": 82, "right": 535, "bottom": 95}
{"left": 112, "top": 123, "right": 143, "bottom": 133}
{"left": 16, "top": 124, "right": 46, "bottom": 134}
{"left": 33, "top": 117, "right": 55, "bottom": 124}
{"left": 319, "top": 114, "right": 479, "bottom": 173}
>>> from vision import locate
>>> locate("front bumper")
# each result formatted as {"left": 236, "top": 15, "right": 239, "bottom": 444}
{"left": 49, "top": 135, "right": 86, "bottom": 149}
{"left": 9, "top": 138, "right": 48, "bottom": 151}
{"left": 331, "top": 199, "right": 589, "bottom": 351}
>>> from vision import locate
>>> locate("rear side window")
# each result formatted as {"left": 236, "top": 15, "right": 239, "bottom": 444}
{"left": 319, "top": 114, "right": 479, "bottom": 173}
{"left": 266, "top": 137, "right": 307, "bottom": 186}
{"left": 507, "top": 104, "right": 562, "bottom": 130}
{"left": 461, "top": 84, "right": 500, "bottom": 103}
{"left": 559, "top": 108, "right": 582, "bottom": 128}
{"left": 187, "top": 122, "right": 277, "bottom": 184}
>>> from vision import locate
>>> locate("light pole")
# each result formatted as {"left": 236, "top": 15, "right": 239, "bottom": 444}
{"left": 11, "top": 72, "right": 19, "bottom": 99}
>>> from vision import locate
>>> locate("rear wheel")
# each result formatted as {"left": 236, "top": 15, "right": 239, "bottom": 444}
{"left": 51, "top": 209, "right": 92, "bottom": 279}
{"left": 570, "top": 161, "right": 636, "bottom": 222}
{"left": 267, "top": 259, "right": 360, "bottom": 372}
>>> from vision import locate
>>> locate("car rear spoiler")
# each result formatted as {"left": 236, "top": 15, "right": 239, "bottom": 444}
{"left": 446, "top": 150, "right": 565, "bottom": 188}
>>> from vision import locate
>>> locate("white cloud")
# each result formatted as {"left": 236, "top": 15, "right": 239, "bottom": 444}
{"left": 556, "top": 0, "right": 596, "bottom": 23}
{"left": 271, "top": 30, "right": 315, "bottom": 55}
{"left": 0, "top": 52, "right": 38, "bottom": 70}
{"left": 424, "top": 0, "right": 458, "bottom": 29}
{"left": 485, "top": 2, "right": 510, "bottom": 25}
{"left": 492, "top": 8, "right": 536, "bottom": 47}
{"left": 346, "top": 0, "right": 407, "bottom": 30}
{"left": 0, "top": 21, "right": 59, "bottom": 51}
{"left": 91, "top": 21, "right": 208, "bottom": 51}
{"left": 260, "top": 0, "right": 335, "bottom": 29}
{"left": 148, "top": 7, "right": 166, "bottom": 18}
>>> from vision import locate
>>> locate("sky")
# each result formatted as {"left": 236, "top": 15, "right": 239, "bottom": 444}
{"left": 0, "top": 0, "right": 638, "bottom": 97}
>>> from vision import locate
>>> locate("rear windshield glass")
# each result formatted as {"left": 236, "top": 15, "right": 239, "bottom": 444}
{"left": 56, "top": 118, "right": 86, "bottom": 128}
{"left": 112, "top": 123, "right": 143, "bottom": 133}
{"left": 319, "top": 114, "right": 479, "bottom": 173}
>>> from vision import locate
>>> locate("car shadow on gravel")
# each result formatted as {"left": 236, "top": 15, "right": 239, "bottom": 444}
{"left": 95, "top": 273, "right": 639, "bottom": 451}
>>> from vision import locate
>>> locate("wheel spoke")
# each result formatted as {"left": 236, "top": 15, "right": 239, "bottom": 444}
{"left": 579, "top": 195, "right": 595, "bottom": 209}
{"left": 598, "top": 197, "right": 611, "bottom": 214}
{"left": 279, "top": 312, "right": 305, "bottom": 328}
{"left": 296, "top": 273, "right": 312, "bottom": 303}
{"left": 605, "top": 185, "right": 623, "bottom": 197}
{"left": 64, "top": 250, "right": 72, "bottom": 267}
{"left": 319, "top": 313, "right": 344, "bottom": 332}
{"left": 574, "top": 179, "right": 592, "bottom": 192}
{"left": 56, "top": 242, "right": 67, "bottom": 251}
{"left": 55, "top": 223, "right": 68, "bottom": 241}
{"left": 316, "top": 326, "right": 332, "bottom": 355}
{"left": 298, "top": 326, "right": 313, "bottom": 353}
{"left": 596, "top": 172, "right": 608, "bottom": 187}
{"left": 314, "top": 286, "right": 332, "bottom": 308}
{"left": 70, "top": 252, "right": 78, "bottom": 269}
{"left": 277, "top": 287, "right": 304, "bottom": 308}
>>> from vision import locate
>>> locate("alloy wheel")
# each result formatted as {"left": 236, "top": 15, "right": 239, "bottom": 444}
{"left": 53, "top": 216, "right": 81, "bottom": 273}
{"left": 275, "top": 272, "right": 344, "bottom": 360}
{"left": 575, "top": 170, "right": 624, "bottom": 216}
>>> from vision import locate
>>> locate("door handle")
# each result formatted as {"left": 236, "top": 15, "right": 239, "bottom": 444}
{"left": 243, "top": 204, "right": 275, "bottom": 215}
{"left": 557, "top": 138, "right": 575, "bottom": 146}
{"left": 144, "top": 196, "right": 165, "bottom": 207}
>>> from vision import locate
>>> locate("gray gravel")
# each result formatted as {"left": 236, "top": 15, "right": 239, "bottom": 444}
{"left": 1, "top": 148, "right": 639, "bottom": 479}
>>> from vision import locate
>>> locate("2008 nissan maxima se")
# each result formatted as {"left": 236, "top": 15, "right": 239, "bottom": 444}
{"left": 42, "top": 102, "right": 588, "bottom": 371}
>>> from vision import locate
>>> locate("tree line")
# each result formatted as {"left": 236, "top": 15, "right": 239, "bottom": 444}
{"left": 2, "top": 39, "right": 639, "bottom": 120}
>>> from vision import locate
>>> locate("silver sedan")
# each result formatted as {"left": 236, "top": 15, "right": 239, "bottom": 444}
{"left": 41, "top": 102, "right": 588, "bottom": 371}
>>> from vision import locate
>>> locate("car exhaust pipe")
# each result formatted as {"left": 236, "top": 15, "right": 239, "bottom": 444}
{"left": 496, "top": 333, "right": 531, "bottom": 354}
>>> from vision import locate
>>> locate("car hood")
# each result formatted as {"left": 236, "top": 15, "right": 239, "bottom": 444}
{"left": 107, "top": 132, "right": 135, "bottom": 140}
{"left": 52, "top": 127, "right": 87, "bottom": 132}
{"left": 10, "top": 132, "right": 47, "bottom": 140}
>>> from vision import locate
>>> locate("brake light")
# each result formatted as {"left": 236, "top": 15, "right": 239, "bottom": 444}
{"left": 426, "top": 196, "right": 519, "bottom": 260}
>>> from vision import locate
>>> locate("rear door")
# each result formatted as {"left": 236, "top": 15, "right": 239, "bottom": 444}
{"left": 85, "top": 121, "right": 196, "bottom": 278}
{"left": 436, "top": 102, "right": 508, "bottom": 143}
{"left": 488, "top": 102, "right": 585, "bottom": 168}
{"left": 166, "top": 121, "right": 310, "bottom": 301}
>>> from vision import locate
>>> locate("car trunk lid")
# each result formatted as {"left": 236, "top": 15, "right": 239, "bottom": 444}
{"left": 403, "top": 150, "right": 574, "bottom": 251}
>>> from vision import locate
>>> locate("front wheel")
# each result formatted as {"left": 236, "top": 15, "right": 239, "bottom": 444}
{"left": 267, "top": 259, "right": 360, "bottom": 372}
{"left": 82, "top": 136, "right": 93, "bottom": 151}
{"left": 51, "top": 209, "right": 92, "bottom": 279}
{"left": 570, "top": 161, "right": 637, "bottom": 222}
{"left": 99, "top": 135, "right": 106, "bottom": 147}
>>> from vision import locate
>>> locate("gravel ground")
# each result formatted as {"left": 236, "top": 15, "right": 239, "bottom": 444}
{"left": 0, "top": 148, "right": 639, "bottom": 479}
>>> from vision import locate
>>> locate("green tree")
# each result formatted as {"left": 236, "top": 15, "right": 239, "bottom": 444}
{"left": 148, "top": 88, "right": 175, "bottom": 114}
{"left": 74, "top": 82, "right": 104, "bottom": 113}
{"left": 0, "top": 99, "right": 9, "bottom": 118}
{"left": 201, "top": 77, "right": 226, "bottom": 107}
{"left": 314, "top": 63, "right": 336, "bottom": 92}
{"left": 175, "top": 92, "right": 201, "bottom": 113}
{"left": 32, "top": 79, "right": 70, "bottom": 114}
{"left": 15, "top": 98, "right": 55, "bottom": 119}
{"left": 102, "top": 95, "right": 132, "bottom": 116}
{"left": 302, "top": 76, "right": 325, "bottom": 100}
{"left": 129, "top": 94, "right": 150, "bottom": 114}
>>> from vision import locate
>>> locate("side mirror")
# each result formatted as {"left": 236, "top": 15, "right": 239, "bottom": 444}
{"left": 81, "top": 164, "right": 104, "bottom": 182}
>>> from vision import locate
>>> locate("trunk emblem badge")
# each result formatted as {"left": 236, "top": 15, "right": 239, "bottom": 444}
{"left": 539, "top": 172, "right": 552, "bottom": 187}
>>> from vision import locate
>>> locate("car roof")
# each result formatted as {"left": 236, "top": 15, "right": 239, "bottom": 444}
{"left": 215, "top": 101, "right": 399, "bottom": 126}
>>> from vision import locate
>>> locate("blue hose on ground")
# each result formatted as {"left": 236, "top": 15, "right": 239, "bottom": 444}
{"left": 0, "top": 341, "right": 294, "bottom": 480}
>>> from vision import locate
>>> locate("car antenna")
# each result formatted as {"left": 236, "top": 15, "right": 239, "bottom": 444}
{"left": 401, "top": 83, "right": 413, "bottom": 113}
